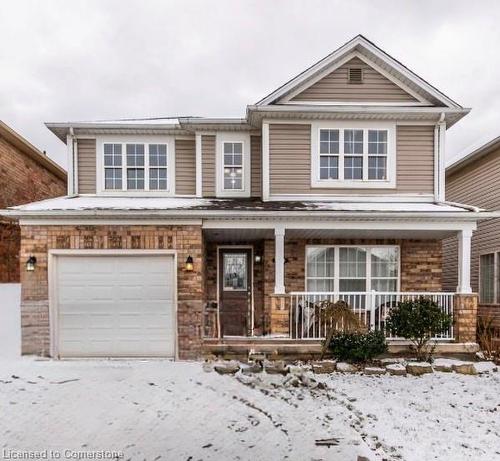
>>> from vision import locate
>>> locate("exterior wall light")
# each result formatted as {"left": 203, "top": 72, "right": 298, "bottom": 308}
{"left": 254, "top": 255, "right": 262, "bottom": 263}
{"left": 185, "top": 255, "right": 194, "bottom": 272}
{"left": 26, "top": 256, "right": 37, "bottom": 272}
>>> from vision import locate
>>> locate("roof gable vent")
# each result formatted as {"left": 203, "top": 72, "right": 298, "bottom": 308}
{"left": 348, "top": 67, "right": 363, "bottom": 84}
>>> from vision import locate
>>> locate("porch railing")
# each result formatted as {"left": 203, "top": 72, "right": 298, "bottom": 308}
{"left": 289, "top": 292, "right": 455, "bottom": 341}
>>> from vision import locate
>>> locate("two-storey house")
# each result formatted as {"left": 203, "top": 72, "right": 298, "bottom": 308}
{"left": 4, "top": 35, "right": 493, "bottom": 359}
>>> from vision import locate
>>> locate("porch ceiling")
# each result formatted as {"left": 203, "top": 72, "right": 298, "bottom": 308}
{"left": 203, "top": 227, "right": 457, "bottom": 241}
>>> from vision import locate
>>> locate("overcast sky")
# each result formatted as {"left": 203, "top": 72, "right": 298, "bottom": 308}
{"left": 1, "top": 0, "right": 499, "bottom": 169}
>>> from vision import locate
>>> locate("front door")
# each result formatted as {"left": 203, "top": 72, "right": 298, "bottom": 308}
{"left": 219, "top": 248, "right": 252, "bottom": 336}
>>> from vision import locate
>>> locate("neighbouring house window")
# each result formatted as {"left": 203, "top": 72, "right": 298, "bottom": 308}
{"left": 319, "top": 129, "right": 339, "bottom": 180}
{"left": 306, "top": 246, "right": 399, "bottom": 292}
{"left": 313, "top": 125, "right": 393, "bottom": 186}
{"left": 149, "top": 144, "right": 168, "bottom": 190}
{"left": 368, "top": 130, "right": 388, "bottom": 180}
{"left": 480, "top": 253, "right": 496, "bottom": 303}
{"left": 223, "top": 142, "right": 243, "bottom": 190}
{"left": 103, "top": 142, "right": 169, "bottom": 191}
{"left": 103, "top": 143, "right": 122, "bottom": 190}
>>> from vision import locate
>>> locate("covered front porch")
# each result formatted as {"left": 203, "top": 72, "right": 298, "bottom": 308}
{"left": 201, "top": 216, "right": 478, "bottom": 355}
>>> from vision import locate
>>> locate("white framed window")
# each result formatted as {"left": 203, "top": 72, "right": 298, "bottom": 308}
{"left": 319, "top": 129, "right": 339, "bottom": 180}
{"left": 311, "top": 121, "right": 396, "bottom": 189}
{"left": 368, "top": 130, "right": 388, "bottom": 180}
{"left": 103, "top": 143, "right": 123, "bottom": 190}
{"left": 306, "top": 245, "right": 400, "bottom": 292}
{"left": 223, "top": 142, "right": 243, "bottom": 190}
{"left": 126, "top": 144, "right": 145, "bottom": 190}
{"left": 97, "top": 136, "right": 174, "bottom": 194}
{"left": 479, "top": 252, "right": 499, "bottom": 304}
{"left": 216, "top": 132, "right": 250, "bottom": 197}
{"left": 149, "top": 144, "right": 168, "bottom": 190}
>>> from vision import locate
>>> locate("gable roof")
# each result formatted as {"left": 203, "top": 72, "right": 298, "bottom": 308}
{"left": 447, "top": 135, "right": 500, "bottom": 176}
{"left": 289, "top": 55, "right": 419, "bottom": 103}
{"left": 0, "top": 121, "right": 66, "bottom": 181}
{"left": 256, "top": 35, "right": 463, "bottom": 109}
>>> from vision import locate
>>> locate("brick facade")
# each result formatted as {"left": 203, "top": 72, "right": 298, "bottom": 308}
{"left": 20, "top": 224, "right": 203, "bottom": 359}
{"left": 206, "top": 238, "right": 444, "bottom": 336}
{"left": 0, "top": 135, "right": 66, "bottom": 282}
{"left": 454, "top": 294, "right": 478, "bottom": 343}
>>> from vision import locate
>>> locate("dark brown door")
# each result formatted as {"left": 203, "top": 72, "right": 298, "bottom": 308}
{"left": 219, "top": 248, "right": 252, "bottom": 337}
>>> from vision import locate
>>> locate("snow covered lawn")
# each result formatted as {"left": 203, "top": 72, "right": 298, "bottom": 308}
{"left": 0, "top": 358, "right": 499, "bottom": 460}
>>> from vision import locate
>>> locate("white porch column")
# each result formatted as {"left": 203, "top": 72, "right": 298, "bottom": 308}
{"left": 457, "top": 228, "right": 473, "bottom": 294}
{"left": 274, "top": 225, "right": 285, "bottom": 294}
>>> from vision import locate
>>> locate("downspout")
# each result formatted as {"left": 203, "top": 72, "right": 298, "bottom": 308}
{"left": 437, "top": 112, "right": 446, "bottom": 202}
{"left": 66, "top": 127, "right": 76, "bottom": 196}
{"left": 73, "top": 128, "right": 79, "bottom": 196}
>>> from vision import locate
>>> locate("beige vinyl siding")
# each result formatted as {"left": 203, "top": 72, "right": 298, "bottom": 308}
{"left": 251, "top": 135, "right": 262, "bottom": 197}
{"left": 77, "top": 139, "right": 96, "bottom": 194}
{"left": 291, "top": 57, "right": 417, "bottom": 103}
{"left": 269, "top": 124, "right": 434, "bottom": 195}
{"left": 202, "top": 135, "right": 216, "bottom": 197}
{"left": 444, "top": 147, "right": 500, "bottom": 297}
{"left": 396, "top": 126, "right": 435, "bottom": 194}
{"left": 175, "top": 139, "right": 196, "bottom": 195}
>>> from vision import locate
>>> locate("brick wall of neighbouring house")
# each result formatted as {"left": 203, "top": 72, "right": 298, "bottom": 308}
{"left": 20, "top": 224, "right": 203, "bottom": 359}
{"left": 0, "top": 136, "right": 66, "bottom": 282}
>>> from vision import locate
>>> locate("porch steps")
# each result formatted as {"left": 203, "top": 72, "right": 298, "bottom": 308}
{"left": 203, "top": 338, "right": 324, "bottom": 361}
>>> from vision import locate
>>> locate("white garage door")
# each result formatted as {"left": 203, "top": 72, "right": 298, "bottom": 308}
{"left": 55, "top": 254, "right": 175, "bottom": 358}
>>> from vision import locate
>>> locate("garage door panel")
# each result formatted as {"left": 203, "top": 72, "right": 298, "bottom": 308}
{"left": 56, "top": 254, "right": 175, "bottom": 357}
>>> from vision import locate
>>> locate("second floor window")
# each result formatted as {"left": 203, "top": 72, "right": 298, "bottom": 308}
{"left": 126, "top": 144, "right": 145, "bottom": 190}
{"left": 149, "top": 144, "right": 168, "bottom": 190}
{"left": 368, "top": 130, "right": 388, "bottom": 180}
{"left": 104, "top": 143, "right": 123, "bottom": 190}
{"left": 314, "top": 125, "right": 393, "bottom": 187}
{"left": 319, "top": 130, "right": 339, "bottom": 179}
{"left": 344, "top": 129, "right": 364, "bottom": 180}
{"left": 223, "top": 142, "right": 243, "bottom": 190}
{"left": 103, "top": 142, "right": 168, "bottom": 191}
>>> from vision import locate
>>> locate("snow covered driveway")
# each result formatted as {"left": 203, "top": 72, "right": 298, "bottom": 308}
{"left": 0, "top": 358, "right": 498, "bottom": 461}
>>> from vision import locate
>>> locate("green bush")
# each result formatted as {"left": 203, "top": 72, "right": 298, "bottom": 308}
{"left": 327, "top": 331, "right": 387, "bottom": 363}
{"left": 385, "top": 297, "right": 452, "bottom": 361}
